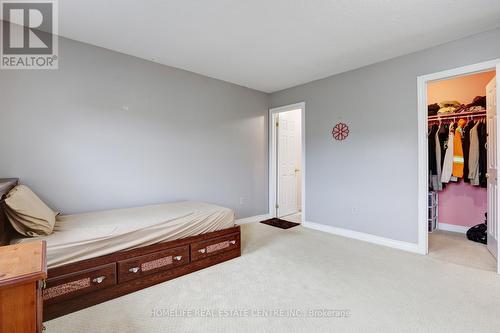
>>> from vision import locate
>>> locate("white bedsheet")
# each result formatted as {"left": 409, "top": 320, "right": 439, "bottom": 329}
{"left": 11, "top": 201, "right": 235, "bottom": 268}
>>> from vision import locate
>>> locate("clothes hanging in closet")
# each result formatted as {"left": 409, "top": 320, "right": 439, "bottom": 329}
{"left": 428, "top": 95, "right": 488, "bottom": 190}
{"left": 429, "top": 118, "right": 486, "bottom": 189}
{"left": 428, "top": 124, "right": 442, "bottom": 191}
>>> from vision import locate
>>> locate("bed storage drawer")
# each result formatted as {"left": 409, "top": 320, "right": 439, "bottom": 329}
{"left": 43, "top": 263, "right": 116, "bottom": 304}
{"left": 117, "top": 245, "right": 190, "bottom": 283}
{"left": 191, "top": 232, "right": 240, "bottom": 261}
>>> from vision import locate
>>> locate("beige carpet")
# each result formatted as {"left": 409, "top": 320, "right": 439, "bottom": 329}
{"left": 429, "top": 230, "right": 496, "bottom": 272}
{"left": 46, "top": 223, "right": 500, "bottom": 333}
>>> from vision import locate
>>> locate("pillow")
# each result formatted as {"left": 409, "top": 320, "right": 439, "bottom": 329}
{"left": 3, "top": 185, "right": 58, "bottom": 236}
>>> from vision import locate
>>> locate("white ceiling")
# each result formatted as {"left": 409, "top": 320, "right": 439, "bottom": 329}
{"left": 59, "top": 0, "right": 500, "bottom": 93}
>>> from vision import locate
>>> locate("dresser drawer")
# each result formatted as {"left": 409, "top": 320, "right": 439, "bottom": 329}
{"left": 191, "top": 232, "right": 240, "bottom": 261}
{"left": 117, "top": 245, "right": 189, "bottom": 283}
{"left": 43, "top": 263, "right": 116, "bottom": 304}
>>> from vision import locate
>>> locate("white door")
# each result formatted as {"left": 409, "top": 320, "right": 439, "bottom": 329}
{"left": 486, "top": 75, "right": 498, "bottom": 258}
{"left": 277, "top": 110, "right": 300, "bottom": 217}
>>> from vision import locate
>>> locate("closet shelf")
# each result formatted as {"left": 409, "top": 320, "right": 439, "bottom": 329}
{"left": 428, "top": 109, "right": 486, "bottom": 121}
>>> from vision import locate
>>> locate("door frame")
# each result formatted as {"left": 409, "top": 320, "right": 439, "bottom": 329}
{"left": 269, "top": 102, "right": 305, "bottom": 223}
{"left": 417, "top": 59, "right": 500, "bottom": 272}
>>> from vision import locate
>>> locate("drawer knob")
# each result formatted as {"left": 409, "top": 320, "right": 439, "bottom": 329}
{"left": 198, "top": 248, "right": 206, "bottom": 254}
{"left": 229, "top": 240, "right": 236, "bottom": 245}
{"left": 92, "top": 276, "right": 106, "bottom": 284}
{"left": 129, "top": 267, "right": 140, "bottom": 273}
{"left": 173, "top": 255, "right": 182, "bottom": 261}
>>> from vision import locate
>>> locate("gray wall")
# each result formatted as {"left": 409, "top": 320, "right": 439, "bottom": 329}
{"left": 0, "top": 37, "right": 269, "bottom": 218}
{"left": 2, "top": 27, "right": 499, "bottom": 242}
{"left": 270, "top": 28, "right": 500, "bottom": 244}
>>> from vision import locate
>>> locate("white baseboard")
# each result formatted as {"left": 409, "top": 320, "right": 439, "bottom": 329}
{"left": 437, "top": 223, "right": 469, "bottom": 234}
{"left": 303, "top": 221, "right": 422, "bottom": 254}
{"left": 235, "top": 214, "right": 271, "bottom": 225}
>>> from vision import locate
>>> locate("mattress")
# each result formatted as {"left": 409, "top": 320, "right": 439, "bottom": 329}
{"left": 11, "top": 201, "right": 235, "bottom": 268}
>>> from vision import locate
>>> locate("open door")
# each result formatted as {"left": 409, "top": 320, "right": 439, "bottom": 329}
{"left": 486, "top": 75, "right": 498, "bottom": 259}
{"left": 276, "top": 110, "right": 301, "bottom": 218}
{"left": 269, "top": 102, "right": 305, "bottom": 222}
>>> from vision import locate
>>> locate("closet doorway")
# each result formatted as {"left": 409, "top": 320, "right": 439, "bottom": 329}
{"left": 269, "top": 103, "right": 305, "bottom": 224}
{"left": 417, "top": 60, "right": 500, "bottom": 273}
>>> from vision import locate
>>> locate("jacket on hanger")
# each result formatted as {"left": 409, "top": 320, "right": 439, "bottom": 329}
{"left": 428, "top": 125, "right": 438, "bottom": 176}
{"left": 462, "top": 120, "right": 475, "bottom": 182}
{"left": 434, "top": 125, "right": 443, "bottom": 191}
{"left": 468, "top": 121, "right": 480, "bottom": 185}
{"left": 438, "top": 124, "right": 449, "bottom": 166}
{"left": 441, "top": 124, "right": 455, "bottom": 183}
{"left": 452, "top": 119, "right": 466, "bottom": 178}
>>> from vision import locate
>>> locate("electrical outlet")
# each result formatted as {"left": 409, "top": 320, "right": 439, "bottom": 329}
{"left": 239, "top": 197, "right": 245, "bottom": 205}
{"left": 351, "top": 207, "right": 358, "bottom": 214}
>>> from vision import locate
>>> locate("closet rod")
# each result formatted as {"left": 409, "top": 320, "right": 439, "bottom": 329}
{"left": 428, "top": 110, "right": 486, "bottom": 121}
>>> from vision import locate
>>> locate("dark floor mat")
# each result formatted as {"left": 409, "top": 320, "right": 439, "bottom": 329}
{"left": 260, "top": 218, "right": 300, "bottom": 229}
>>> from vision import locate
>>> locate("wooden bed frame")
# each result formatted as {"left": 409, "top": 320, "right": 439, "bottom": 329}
{"left": 0, "top": 178, "right": 241, "bottom": 321}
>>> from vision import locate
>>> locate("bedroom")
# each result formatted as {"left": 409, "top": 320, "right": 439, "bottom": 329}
{"left": 1, "top": 1, "right": 500, "bottom": 332}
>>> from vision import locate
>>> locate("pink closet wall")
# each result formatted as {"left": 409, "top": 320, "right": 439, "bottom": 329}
{"left": 428, "top": 71, "right": 495, "bottom": 227}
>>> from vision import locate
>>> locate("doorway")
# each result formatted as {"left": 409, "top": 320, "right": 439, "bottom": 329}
{"left": 417, "top": 60, "right": 500, "bottom": 273}
{"left": 269, "top": 102, "right": 305, "bottom": 224}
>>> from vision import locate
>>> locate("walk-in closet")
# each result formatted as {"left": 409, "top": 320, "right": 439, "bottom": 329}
{"left": 427, "top": 70, "right": 497, "bottom": 271}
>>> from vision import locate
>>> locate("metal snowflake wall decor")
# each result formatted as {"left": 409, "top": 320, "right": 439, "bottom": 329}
{"left": 332, "top": 122, "right": 349, "bottom": 141}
